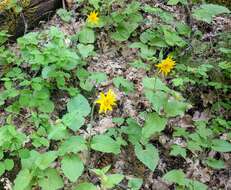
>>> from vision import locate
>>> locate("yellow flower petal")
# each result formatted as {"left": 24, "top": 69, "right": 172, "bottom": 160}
{"left": 156, "top": 56, "right": 176, "bottom": 76}
{"left": 87, "top": 11, "right": 99, "bottom": 25}
{"left": 95, "top": 89, "right": 117, "bottom": 114}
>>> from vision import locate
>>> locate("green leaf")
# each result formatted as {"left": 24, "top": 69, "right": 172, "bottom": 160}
{"left": 170, "top": 145, "right": 187, "bottom": 158}
{"left": 128, "top": 178, "right": 143, "bottom": 190}
{"left": 189, "top": 180, "right": 208, "bottom": 190}
{"left": 135, "top": 143, "right": 159, "bottom": 171}
{"left": 0, "top": 162, "right": 5, "bottom": 176}
{"left": 35, "top": 151, "right": 57, "bottom": 170}
{"left": 176, "top": 22, "right": 191, "bottom": 36}
{"left": 142, "top": 5, "right": 174, "bottom": 24}
{"left": 38, "top": 100, "right": 54, "bottom": 113}
{"left": 76, "top": 68, "right": 90, "bottom": 81}
{"left": 192, "top": 4, "right": 230, "bottom": 24}
{"left": 91, "top": 165, "right": 111, "bottom": 176}
{"left": 121, "top": 118, "right": 142, "bottom": 145}
{"left": 0, "top": 151, "right": 4, "bottom": 160}
{"left": 163, "top": 169, "right": 186, "bottom": 186}
{"left": 142, "top": 112, "right": 167, "bottom": 140}
{"left": 103, "top": 174, "right": 124, "bottom": 188}
{"left": 58, "top": 136, "right": 87, "bottom": 155}
{"left": 21, "top": 150, "right": 39, "bottom": 169}
{"left": 62, "top": 112, "right": 85, "bottom": 132}
{"left": 167, "top": 0, "right": 187, "bottom": 5}
{"left": 18, "top": 149, "right": 30, "bottom": 159}
{"left": 187, "top": 140, "right": 202, "bottom": 152}
{"left": 142, "top": 77, "right": 172, "bottom": 114}
{"left": 67, "top": 94, "right": 91, "bottom": 116}
{"left": 164, "top": 100, "right": 188, "bottom": 117}
{"left": 0, "top": 31, "right": 10, "bottom": 44}
{"left": 74, "top": 182, "right": 97, "bottom": 190}
{"left": 145, "top": 91, "right": 168, "bottom": 113}
{"left": 163, "top": 27, "right": 186, "bottom": 47}
{"left": 142, "top": 77, "right": 170, "bottom": 92}
{"left": 77, "top": 44, "right": 94, "bottom": 58}
{"left": 38, "top": 168, "right": 64, "bottom": 190}
{"left": 4, "top": 159, "right": 14, "bottom": 171}
{"left": 211, "top": 139, "right": 231, "bottom": 152}
{"left": 112, "top": 22, "right": 138, "bottom": 42}
{"left": 31, "top": 135, "right": 49, "bottom": 148}
{"left": 61, "top": 155, "right": 84, "bottom": 182}
{"left": 172, "top": 78, "right": 184, "bottom": 86}
{"left": 80, "top": 79, "right": 94, "bottom": 91}
{"left": 112, "top": 117, "right": 125, "bottom": 125}
{"left": 63, "top": 94, "right": 90, "bottom": 131}
{"left": 205, "top": 158, "right": 225, "bottom": 169}
{"left": 129, "top": 59, "right": 150, "bottom": 70}
{"left": 89, "top": 0, "right": 100, "bottom": 9}
{"left": 91, "top": 135, "right": 121, "bottom": 154}
{"left": 13, "top": 169, "right": 32, "bottom": 190}
{"left": 48, "top": 123, "right": 69, "bottom": 140}
{"left": 113, "top": 76, "right": 134, "bottom": 93}
{"left": 78, "top": 28, "right": 95, "bottom": 44}
{"left": 89, "top": 72, "right": 108, "bottom": 84}
{"left": 57, "top": 8, "right": 72, "bottom": 22}
{"left": 129, "top": 42, "right": 155, "bottom": 59}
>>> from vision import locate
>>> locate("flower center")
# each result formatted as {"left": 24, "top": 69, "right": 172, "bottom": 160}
{"left": 104, "top": 98, "right": 110, "bottom": 106}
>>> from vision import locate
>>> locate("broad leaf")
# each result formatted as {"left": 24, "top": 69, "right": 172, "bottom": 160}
{"left": 74, "top": 182, "right": 97, "bottom": 190}
{"left": 67, "top": 94, "right": 91, "bottom": 116}
{"left": 163, "top": 169, "right": 186, "bottom": 186}
{"left": 142, "top": 112, "right": 167, "bottom": 140}
{"left": 61, "top": 155, "right": 84, "bottom": 182}
{"left": 58, "top": 136, "right": 87, "bottom": 155}
{"left": 62, "top": 112, "right": 85, "bottom": 132}
{"left": 103, "top": 174, "right": 124, "bottom": 188}
{"left": 64, "top": 94, "right": 91, "bottom": 131}
{"left": 48, "top": 123, "right": 69, "bottom": 140}
{"left": 170, "top": 145, "right": 187, "bottom": 158}
{"left": 91, "top": 135, "right": 121, "bottom": 154}
{"left": 192, "top": 4, "right": 230, "bottom": 24}
{"left": 211, "top": 139, "right": 231, "bottom": 152}
{"left": 4, "top": 159, "right": 14, "bottom": 171}
{"left": 38, "top": 168, "right": 64, "bottom": 190}
{"left": 112, "top": 22, "right": 139, "bottom": 42}
{"left": 13, "top": 169, "right": 32, "bottom": 190}
{"left": 167, "top": 0, "right": 187, "bottom": 5}
{"left": 121, "top": 118, "right": 142, "bottom": 145}
{"left": 128, "top": 178, "right": 143, "bottom": 190}
{"left": 77, "top": 44, "right": 94, "bottom": 58}
{"left": 164, "top": 99, "right": 188, "bottom": 117}
{"left": 113, "top": 76, "right": 134, "bottom": 93}
{"left": 163, "top": 27, "right": 186, "bottom": 47}
{"left": 135, "top": 143, "right": 159, "bottom": 171}
{"left": 0, "top": 162, "right": 5, "bottom": 176}
{"left": 205, "top": 158, "right": 225, "bottom": 169}
{"left": 142, "top": 77, "right": 170, "bottom": 92}
{"left": 189, "top": 180, "right": 208, "bottom": 190}
{"left": 35, "top": 151, "right": 57, "bottom": 170}
{"left": 78, "top": 28, "right": 95, "bottom": 44}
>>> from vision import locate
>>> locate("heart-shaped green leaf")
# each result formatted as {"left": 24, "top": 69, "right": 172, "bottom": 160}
{"left": 135, "top": 143, "right": 159, "bottom": 171}
{"left": 61, "top": 155, "right": 84, "bottom": 182}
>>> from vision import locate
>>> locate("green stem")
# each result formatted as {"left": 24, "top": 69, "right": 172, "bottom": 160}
{"left": 85, "top": 103, "right": 96, "bottom": 169}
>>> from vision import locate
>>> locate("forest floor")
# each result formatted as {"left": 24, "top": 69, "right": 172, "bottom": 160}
{"left": 0, "top": 0, "right": 231, "bottom": 190}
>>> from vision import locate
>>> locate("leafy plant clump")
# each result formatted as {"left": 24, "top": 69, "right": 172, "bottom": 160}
{"left": 0, "top": 0, "right": 230, "bottom": 190}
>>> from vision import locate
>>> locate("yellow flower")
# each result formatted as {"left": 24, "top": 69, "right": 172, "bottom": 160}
{"left": 156, "top": 56, "right": 176, "bottom": 76}
{"left": 87, "top": 11, "right": 99, "bottom": 25}
{"left": 95, "top": 89, "right": 117, "bottom": 113}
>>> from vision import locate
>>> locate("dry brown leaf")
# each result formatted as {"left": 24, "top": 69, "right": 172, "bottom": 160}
{"left": 94, "top": 117, "right": 115, "bottom": 134}
{"left": 66, "top": 0, "right": 74, "bottom": 8}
